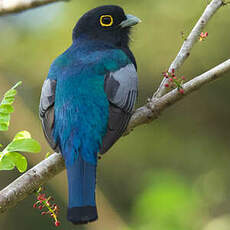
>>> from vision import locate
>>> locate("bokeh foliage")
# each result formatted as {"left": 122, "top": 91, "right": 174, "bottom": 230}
{"left": 0, "top": 0, "right": 230, "bottom": 229}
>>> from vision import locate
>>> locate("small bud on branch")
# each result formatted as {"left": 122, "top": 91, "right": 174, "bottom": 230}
{"left": 162, "top": 71, "right": 186, "bottom": 94}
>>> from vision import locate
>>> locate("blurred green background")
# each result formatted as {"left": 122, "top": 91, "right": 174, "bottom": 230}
{"left": 0, "top": 0, "right": 230, "bottom": 229}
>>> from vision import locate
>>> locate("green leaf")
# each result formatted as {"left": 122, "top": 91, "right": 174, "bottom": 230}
{"left": 0, "top": 123, "right": 8, "bottom": 131}
{"left": 5, "top": 139, "right": 41, "bottom": 153}
{"left": 0, "top": 129, "right": 41, "bottom": 173}
{"left": 0, "top": 152, "right": 27, "bottom": 172}
{"left": 0, "top": 155, "right": 15, "bottom": 170}
{"left": 4, "top": 89, "right": 17, "bottom": 98}
{"left": 5, "top": 131, "right": 41, "bottom": 153}
{"left": 1, "top": 96, "right": 15, "bottom": 105}
{"left": 0, "top": 104, "right": 13, "bottom": 114}
{"left": 6, "top": 152, "right": 27, "bottom": 172}
{"left": 13, "top": 130, "right": 31, "bottom": 141}
{"left": 0, "top": 113, "right": 10, "bottom": 123}
{"left": 0, "top": 81, "right": 22, "bottom": 132}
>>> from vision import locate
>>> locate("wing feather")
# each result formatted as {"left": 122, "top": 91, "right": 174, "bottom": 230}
{"left": 100, "top": 63, "right": 138, "bottom": 154}
{"left": 39, "top": 79, "right": 58, "bottom": 151}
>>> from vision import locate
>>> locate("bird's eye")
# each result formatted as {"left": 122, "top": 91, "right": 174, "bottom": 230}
{"left": 100, "top": 15, "right": 113, "bottom": 27}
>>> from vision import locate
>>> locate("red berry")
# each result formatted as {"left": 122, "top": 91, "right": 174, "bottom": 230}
{"left": 173, "top": 76, "right": 177, "bottom": 80}
{"left": 37, "top": 194, "right": 45, "bottom": 201}
{"left": 204, "top": 32, "right": 208, "bottom": 36}
{"left": 55, "top": 221, "right": 61, "bottom": 227}
{"left": 33, "top": 203, "right": 37, "bottom": 208}
{"left": 41, "top": 212, "right": 46, "bottom": 215}
{"left": 162, "top": 72, "right": 168, "bottom": 78}
{"left": 38, "top": 206, "right": 43, "bottom": 210}
{"left": 179, "top": 88, "right": 184, "bottom": 94}
{"left": 181, "top": 76, "right": 185, "bottom": 80}
{"left": 164, "top": 83, "right": 169, "bottom": 88}
{"left": 169, "top": 78, "right": 173, "bottom": 82}
{"left": 172, "top": 69, "right": 175, "bottom": 73}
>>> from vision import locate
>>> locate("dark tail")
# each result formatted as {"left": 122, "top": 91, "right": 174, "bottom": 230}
{"left": 66, "top": 154, "right": 98, "bottom": 224}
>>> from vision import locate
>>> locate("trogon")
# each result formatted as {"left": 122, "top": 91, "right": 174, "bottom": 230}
{"left": 39, "top": 5, "right": 140, "bottom": 224}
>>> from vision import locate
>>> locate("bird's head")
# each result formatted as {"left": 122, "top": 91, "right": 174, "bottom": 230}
{"left": 72, "top": 5, "right": 141, "bottom": 48}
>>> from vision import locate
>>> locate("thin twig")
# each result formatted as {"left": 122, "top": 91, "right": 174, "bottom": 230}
{"left": 153, "top": 0, "right": 223, "bottom": 98}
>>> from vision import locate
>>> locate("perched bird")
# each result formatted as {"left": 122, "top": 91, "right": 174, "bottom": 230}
{"left": 39, "top": 5, "right": 140, "bottom": 225}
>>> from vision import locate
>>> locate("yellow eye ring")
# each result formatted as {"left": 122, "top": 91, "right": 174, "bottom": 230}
{"left": 100, "top": 15, "right": 113, "bottom": 27}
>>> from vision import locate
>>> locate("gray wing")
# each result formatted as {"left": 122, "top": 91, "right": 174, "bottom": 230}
{"left": 100, "top": 63, "right": 138, "bottom": 154}
{"left": 39, "top": 79, "right": 59, "bottom": 151}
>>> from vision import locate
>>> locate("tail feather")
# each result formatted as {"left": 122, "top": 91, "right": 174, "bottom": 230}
{"left": 66, "top": 154, "right": 98, "bottom": 224}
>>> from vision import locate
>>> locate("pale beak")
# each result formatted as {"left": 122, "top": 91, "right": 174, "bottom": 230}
{"left": 120, "top": 14, "right": 141, "bottom": 28}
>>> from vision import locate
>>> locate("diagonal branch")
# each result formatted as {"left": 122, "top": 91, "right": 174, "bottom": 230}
{"left": 0, "top": 0, "right": 67, "bottom": 15}
{"left": 154, "top": 0, "right": 224, "bottom": 98}
{"left": 127, "top": 59, "right": 230, "bottom": 132}
{"left": 0, "top": 59, "right": 230, "bottom": 214}
{"left": 0, "top": 153, "right": 65, "bottom": 213}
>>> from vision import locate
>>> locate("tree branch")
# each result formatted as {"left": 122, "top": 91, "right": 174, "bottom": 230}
{"left": 0, "top": 153, "right": 65, "bottom": 213}
{"left": 0, "top": 0, "right": 67, "bottom": 15}
{"left": 154, "top": 0, "right": 223, "bottom": 98}
{"left": 0, "top": 59, "right": 230, "bottom": 214}
{"left": 127, "top": 59, "right": 230, "bottom": 132}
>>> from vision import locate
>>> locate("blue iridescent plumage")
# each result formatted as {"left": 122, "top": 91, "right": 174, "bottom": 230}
{"left": 39, "top": 5, "right": 140, "bottom": 225}
{"left": 49, "top": 39, "right": 131, "bottom": 166}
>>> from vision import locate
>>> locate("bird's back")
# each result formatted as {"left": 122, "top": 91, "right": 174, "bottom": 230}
{"left": 49, "top": 39, "right": 131, "bottom": 166}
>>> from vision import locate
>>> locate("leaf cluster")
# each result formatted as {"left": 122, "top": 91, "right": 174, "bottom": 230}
{"left": 0, "top": 82, "right": 41, "bottom": 172}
